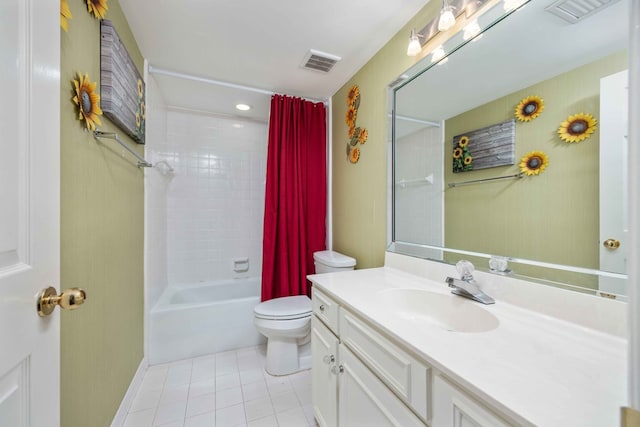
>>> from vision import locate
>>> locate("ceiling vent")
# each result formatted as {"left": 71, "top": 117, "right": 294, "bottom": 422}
{"left": 545, "top": 0, "right": 621, "bottom": 23}
{"left": 301, "top": 49, "right": 341, "bottom": 73}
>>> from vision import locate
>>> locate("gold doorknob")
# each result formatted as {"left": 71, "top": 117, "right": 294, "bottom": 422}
{"left": 37, "top": 286, "right": 87, "bottom": 317}
{"left": 603, "top": 239, "right": 621, "bottom": 250}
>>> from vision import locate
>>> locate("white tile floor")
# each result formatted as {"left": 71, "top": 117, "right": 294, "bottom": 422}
{"left": 123, "top": 345, "right": 318, "bottom": 427}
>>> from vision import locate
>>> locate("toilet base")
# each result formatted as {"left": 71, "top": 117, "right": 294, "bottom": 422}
{"left": 265, "top": 339, "right": 310, "bottom": 376}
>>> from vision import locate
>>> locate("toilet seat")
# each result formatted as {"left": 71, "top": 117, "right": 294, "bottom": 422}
{"left": 254, "top": 295, "right": 311, "bottom": 320}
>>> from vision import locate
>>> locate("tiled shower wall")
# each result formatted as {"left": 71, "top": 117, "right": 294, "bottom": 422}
{"left": 394, "top": 126, "right": 443, "bottom": 254}
{"left": 145, "top": 75, "right": 170, "bottom": 310}
{"left": 155, "top": 110, "right": 268, "bottom": 285}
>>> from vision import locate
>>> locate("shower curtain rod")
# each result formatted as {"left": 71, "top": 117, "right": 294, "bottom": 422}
{"left": 148, "top": 65, "right": 328, "bottom": 104}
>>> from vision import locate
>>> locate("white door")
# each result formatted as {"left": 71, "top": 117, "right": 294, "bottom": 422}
{"left": 0, "top": 0, "right": 61, "bottom": 426}
{"left": 599, "top": 70, "right": 628, "bottom": 297}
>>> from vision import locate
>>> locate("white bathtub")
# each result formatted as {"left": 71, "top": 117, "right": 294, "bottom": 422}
{"left": 149, "top": 278, "right": 265, "bottom": 365}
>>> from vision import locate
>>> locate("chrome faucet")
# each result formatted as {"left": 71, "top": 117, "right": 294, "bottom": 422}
{"left": 445, "top": 260, "right": 495, "bottom": 305}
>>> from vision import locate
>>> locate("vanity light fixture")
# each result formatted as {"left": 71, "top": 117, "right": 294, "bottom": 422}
{"left": 406, "top": 29, "right": 423, "bottom": 57}
{"left": 235, "top": 104, "right": 251, "bottom": 111}
{"left": 463, "top": 20, "right": 482, "bottom": 41}
{"left": 431, "top": 45, "right": 447, "bottom": 64}
{"left": 437, "top": 0, "right": 456, "bottom": 32}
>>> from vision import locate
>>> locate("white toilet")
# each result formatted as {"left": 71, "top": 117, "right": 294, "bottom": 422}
{"left": 254, "top": 250, "right": 356, "bottom": 375}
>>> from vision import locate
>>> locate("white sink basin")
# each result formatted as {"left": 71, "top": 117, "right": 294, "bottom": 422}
{"left": 378, "top": 288, "right": 499, "bottom": 333}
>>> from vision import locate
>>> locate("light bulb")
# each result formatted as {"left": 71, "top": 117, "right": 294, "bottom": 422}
{"left": 406, "top": 31, "right": 422, "bottom": 57}
{"left": 437, "top": 5, "right": 456, "bottom": 31}
{"left": 503, "top": 0, "right": 527, "bottom": 12}
{"left": 463, "top": 20, "right": 481, "bottom": 41}
{"left": 431, "top": 45, "right": 446, "bottom": 63}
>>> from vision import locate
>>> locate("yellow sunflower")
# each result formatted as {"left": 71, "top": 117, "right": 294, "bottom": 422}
{"left": 348, "top": 125, "right": 356, "bottom": 139}
{"left": 558, "top": 113, "right": 597, "bottom": 143}
{"left": 458, "top": 136, "right": 469, "bottom": 147}
{"left": 135, "top": 111, "right": 141, "bottom": 128}
{"left": 347, "top": 85, "right": 360, "bottom": 107}
{"left": 61, "top": 0, "right": 73, "bottom": 32}
{"left": 140, "top": 101, "right": 146, "bottom": 119}
{"left": 86, "top": 0, "right": 108, "bottom": 19}
{"left": 358, "top": 128, "right": 368, "bottom": 144}
{"left": 453, "top": 147, "right": 463, "bottom": 159}
{"left": 137, "top": 79, "right": 144, "bottom": 99}
{"left": 515, "top": 96, "right": 544, "bottom": 122}
{"left": 519, "top": 151, "right": 549, "bottom": 176}
{"left": 345, "top": 105, "right": 357, "bottom": 128}
{"left": 349, "top": 147, "right": 360, "bottom": 164}
{"left": 463, "top": 155, "right": 473, "bottom": 165}
{"left": 72, "top": 72, "right": 103, "bottom": 131}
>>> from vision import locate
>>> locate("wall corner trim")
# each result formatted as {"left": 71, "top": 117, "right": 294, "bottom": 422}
{"left": 110, "top": 357, "right": 148, "bottom": 427}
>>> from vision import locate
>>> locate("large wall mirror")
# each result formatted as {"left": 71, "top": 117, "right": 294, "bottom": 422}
{"left": 389, "top": 0, "right": 629, "bottom": 297}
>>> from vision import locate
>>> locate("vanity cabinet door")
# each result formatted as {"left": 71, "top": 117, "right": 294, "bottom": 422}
{"left": 312, "top": 316, "right": 338, "bottom": 427}
{"left": 432, "top": 375, "right": 512, "bottom": 427}
{"left": 337, "top": 343, "right": 426, "bottom": 427}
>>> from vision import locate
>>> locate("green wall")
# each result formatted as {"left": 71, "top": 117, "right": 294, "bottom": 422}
{"left": 332, "top": 0, "right": 442, "bottom": 268}
{"left": 443, "top": 51, "right": 627, "bottom": 288}
{"left": 60, "top": 2, "right": 144, "bottom": 426}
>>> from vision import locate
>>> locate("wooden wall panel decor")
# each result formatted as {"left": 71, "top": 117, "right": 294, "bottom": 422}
{"left": 452, "top": 119, "right": 515, "bottom": 173}
{"left": 100, "top": 20, "right": 145, "bottom": 144}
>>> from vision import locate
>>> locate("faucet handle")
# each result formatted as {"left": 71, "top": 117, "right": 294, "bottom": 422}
{"left": 456, "top": 260, "right": 475, "bottom": 278}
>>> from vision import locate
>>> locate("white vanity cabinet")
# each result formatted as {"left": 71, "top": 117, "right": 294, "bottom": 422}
{"left": 432, "top": 375, "right": 511, "bottom": 427}
{"left": 312, "top": 287, "right": 516, "bottom": 427}
{"left": 312, "top": 288, "right": 425, "bottom": 427}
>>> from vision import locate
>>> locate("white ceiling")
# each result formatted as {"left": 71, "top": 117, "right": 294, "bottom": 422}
{"left": 120, "top": 0, "right": 431, "bottom": 121}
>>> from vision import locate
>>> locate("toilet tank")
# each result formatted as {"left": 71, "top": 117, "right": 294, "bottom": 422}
{"left": 313, "top": 250, "right": 356, "bottom": 273}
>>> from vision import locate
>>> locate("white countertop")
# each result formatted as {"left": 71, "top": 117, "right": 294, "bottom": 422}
{"left": 308, "top": 266, "right": 627, "bottom": 427}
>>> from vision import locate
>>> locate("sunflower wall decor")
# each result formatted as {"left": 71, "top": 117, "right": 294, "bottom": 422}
{"left": 519, "top": 150, "right": 549, "bottom": 176}
{"left": 452, "top": 136, "right": 473, "bottom": 172}
{"left": 72, "top": 72, "right": 103, "bottom": 131}
{"left": 61, "top": 0, "right": 73, "bottom": 31}
{"left": 515, "top": 95, "right": 544, "bottom": 122}
{"left": 345, "top": 85, "right": 368, "bottom": 164}
{"left": 558, "top": 113, "right": 597, "bottom": 143}
{"left": 86, "top": 0, "right": 108, "bottom": 19}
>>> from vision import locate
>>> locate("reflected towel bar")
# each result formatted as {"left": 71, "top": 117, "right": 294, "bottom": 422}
{"left": 448, "top": 172, "right": 524, "bottom": 188}
{"left": 94, "top": 130, "right": 152, "bottom": 168}
{"left": 397, "top": 174, "right": 434, "bottom": 188}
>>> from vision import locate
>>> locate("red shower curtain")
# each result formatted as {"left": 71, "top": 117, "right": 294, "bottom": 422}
{"left": 261, "top": 94, "right": 327, "bottom": 301}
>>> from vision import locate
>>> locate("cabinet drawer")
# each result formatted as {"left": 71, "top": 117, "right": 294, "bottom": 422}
{"left": 339, "top": 310, "right": 430, "bottom": 422}
{"left": 312, "top": 288, "right": 340, "bottom": 334}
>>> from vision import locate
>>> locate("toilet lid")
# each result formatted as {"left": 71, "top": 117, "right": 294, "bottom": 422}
{"left": 254, "top": 295, "right": 312, "bottom": 320}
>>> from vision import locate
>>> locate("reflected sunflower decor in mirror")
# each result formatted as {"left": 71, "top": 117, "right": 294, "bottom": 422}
{"left": 558, "top": 113, "right": 597, "bottom": 143}
{"left": 72, "top": 72, "right": 103, "bottom": 131}
{"left": 519, "top": 151, "right": 549, "bottom": 176}
{"left": 515, "top": 95, "right": 544, "bottom": 121}
{"left": 452, "top": 135, "right": 473, "bottom": 172}
{"left": 346, "top": 85, "right": 368, "bottom": 164}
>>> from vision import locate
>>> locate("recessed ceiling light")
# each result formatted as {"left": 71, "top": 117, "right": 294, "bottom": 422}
{"left": 236, "top": 104, "right": 251, "bottom": 111}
